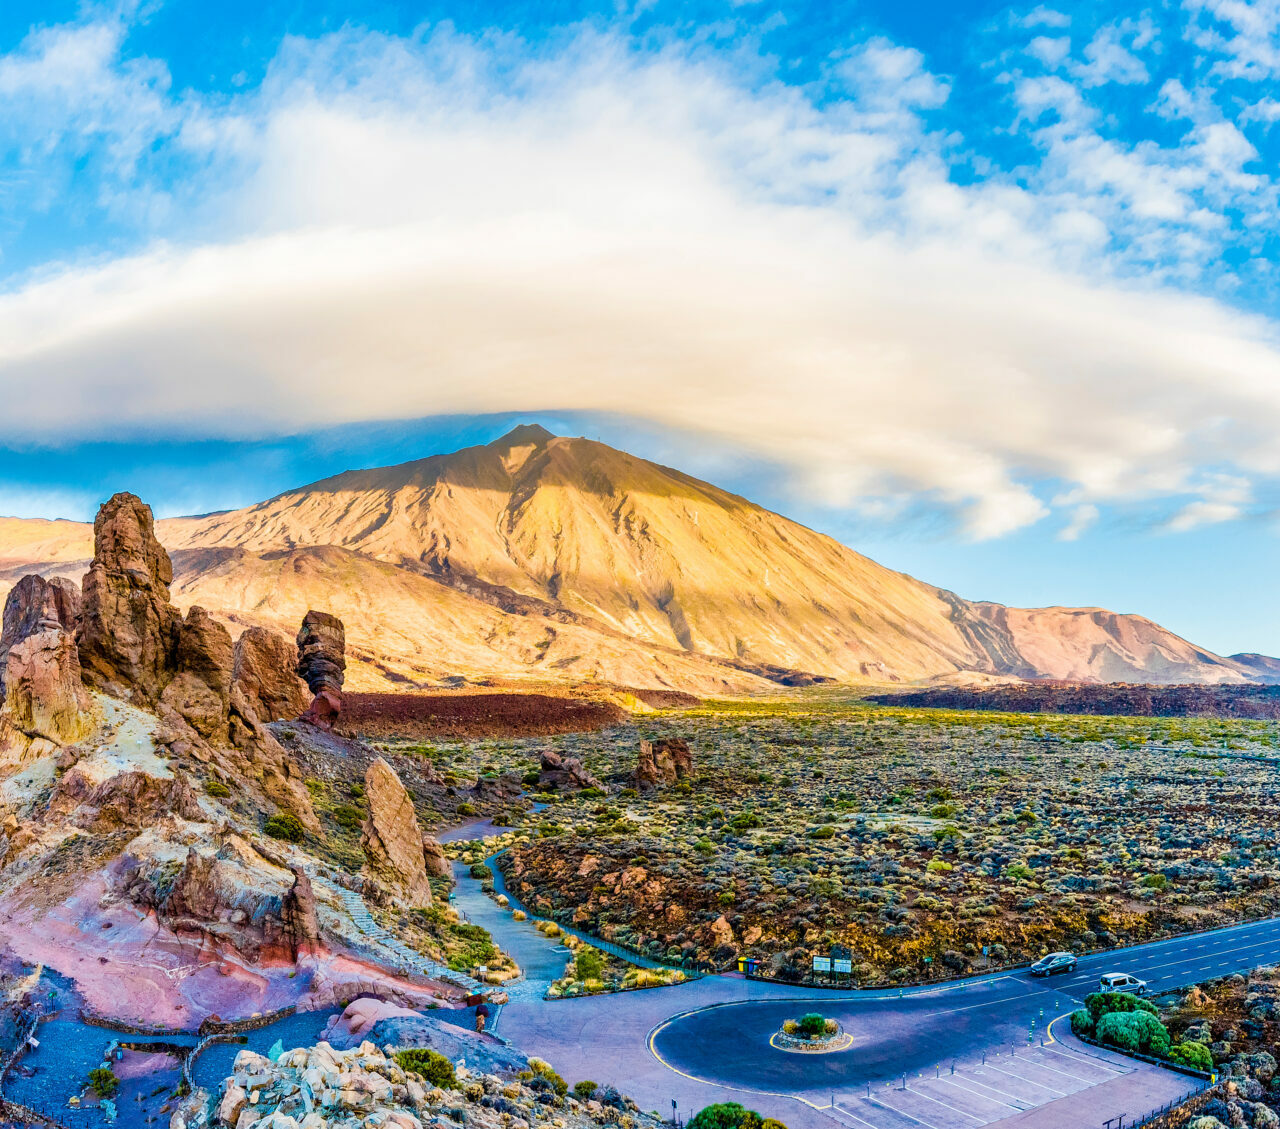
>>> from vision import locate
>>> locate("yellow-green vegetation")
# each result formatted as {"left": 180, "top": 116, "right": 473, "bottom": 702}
{"left": 546, "top": 935, "right": 687, "bottom": 998}
{"left": 462, "top": 695, "right": 1280, "bottom": 982}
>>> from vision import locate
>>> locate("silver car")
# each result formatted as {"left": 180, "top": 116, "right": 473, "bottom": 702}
{"left": 1098, "top": 972, "right": 1147, "bottom": 995}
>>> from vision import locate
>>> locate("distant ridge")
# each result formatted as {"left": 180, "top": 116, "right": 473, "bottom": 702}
{"left": 0, "top": 425, "right": 1269, "bottom": 693}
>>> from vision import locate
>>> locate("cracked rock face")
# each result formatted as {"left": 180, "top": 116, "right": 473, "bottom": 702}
{"left": 234, "top": 626, "right": 309, "bottom": 723}
{"left": 78, "top": 492, "right": 182, "bottom": 703}
{"left": 161, "top": 606, "right": 235, "bottom": 740}
{"left": 0, "top": 574, "right": 81, "bottom": 691}
{"left": 361, "top": 757, "right": 432, "bottom": 906}
{"left": 3, "top": 628, "right": 93, "bottom": 746}
{"left": 632, "top": 737, "right": 693, "bottom": 791}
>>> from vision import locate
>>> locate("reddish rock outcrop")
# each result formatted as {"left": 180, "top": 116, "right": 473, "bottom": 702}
{"left": 0, "top": 574, "right": 81, "bottom": 689}
{"left": 632, "top": 737, "right": 693, "bottom": 791}
{"left": 361, "top": 757, "right": 432, "bottom": 905}
{"left": 3, "top": 628, "right": 93, "bottom": 746}
{"left": 160, "top": 606, "right": 234, "bottom": 740}
{"left": 50, "top": 764, "right": 202, "bottom": 831}
{"left": 126, "top": 831, "right": 321, "bottom": 963}
{"left": 233, "top": 627, "right": 309, "bottom": 722}
{"left": 297, "top": 611, "right": 346, "bottom": 728}
{"left": 537, "top": 749, "right": 602, "bottom": 792}
{"left": 78, "top": 493, "right": 181, "bottom": 703}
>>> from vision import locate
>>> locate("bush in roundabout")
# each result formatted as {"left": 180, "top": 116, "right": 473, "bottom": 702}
{"left": 688, "top": 1103, "right": 787, "bottom": 1129}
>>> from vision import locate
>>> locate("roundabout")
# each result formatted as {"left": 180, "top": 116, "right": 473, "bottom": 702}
{"left": 768, "top": 1013, "right": 853, "bottom": 1054}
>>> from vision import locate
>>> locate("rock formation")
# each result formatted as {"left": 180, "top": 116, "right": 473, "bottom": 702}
{"left": 50, "top": 764, "right": 202, "bottom": 831}
{"left": 631, "top": 737, "right": 693, "bottom": 791}
{"left": 78, "top": 493, "right": 182, "bottom": 702}
{"left": 233, "top": 626, "right": 309, "bottom": 722}
{"left": 537, "top": 749, "right": 602, "bottom": 792}
{"left": 297, "top": 610, "right": 346, "bottom": 728}
{"left": 361, "top": 757, "right": 432, "bottom": 905}
{"left": 3, "top": 628, "right": 93, "bottom": 746}
{"left": 0, "top": 574, "right": 81, "bottom": 689}
{"left": 160, "top": 606, "right": 234, "bottom": 740}
{"left": 472, "top": 772, "right": 524, "bottom": 808}
{"left": 125, "top": 830, "right": 321, "bottom": 963}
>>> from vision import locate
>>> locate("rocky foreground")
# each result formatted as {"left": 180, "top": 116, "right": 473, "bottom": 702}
{"left": 207, "top": 1039, "right": 661, "bottom": 1129}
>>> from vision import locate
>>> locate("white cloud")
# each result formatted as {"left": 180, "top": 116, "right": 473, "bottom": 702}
{"left": 2, "top": 15, "right": 1280, "bottom": 543}
{"left": 1058, "top": 503, "right": 1099, "bottom": 541}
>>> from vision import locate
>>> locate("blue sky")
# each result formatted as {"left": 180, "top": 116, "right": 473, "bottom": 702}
{"left": 1, "top": 0, "right": 1280, "bottom": 656}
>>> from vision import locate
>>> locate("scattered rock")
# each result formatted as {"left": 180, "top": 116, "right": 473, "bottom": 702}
{"left": 78, "top": 492, "right": 182, "bottom": 703}
{"left": 234, "top": 627, "right": 309, "bottom": 723}
{"left": 362, "top": 757, "right": 432, "bottom": 905}
{"left": 51, "top": 763, "right": 202, "bottom": 831}
{"left": 631, "top": 737, "right": 692, "bottom": 791}
{"left": 537, "top": 750, "right": 601, "bottom": 793}
{"left": 422, "top": 834, "right": 451, "bottom": 880}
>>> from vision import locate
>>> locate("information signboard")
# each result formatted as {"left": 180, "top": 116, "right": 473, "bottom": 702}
{"left": 812, "top": 956, "right": 832, "bottom": 972}
{"left": 833, "top": 959, "right": 853, "bottom": 974}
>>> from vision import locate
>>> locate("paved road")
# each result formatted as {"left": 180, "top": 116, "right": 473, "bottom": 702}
{"left": 448, "top": 849, "right": 1278, "bottom": 1129}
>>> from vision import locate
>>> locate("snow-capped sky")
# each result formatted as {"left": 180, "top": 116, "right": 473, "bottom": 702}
{"left": 2, "top": 0, "right": 1280, "bottom": 655}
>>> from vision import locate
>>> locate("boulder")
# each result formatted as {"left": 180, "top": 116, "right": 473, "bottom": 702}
{"left": 297, "top": 611, "right": 346, "bottom": 729}
{"left": 3, "top": 628, "right": 93, "bottom": 746}
{"left": 233, "top": 627, "right": 309, "bottom": 723}
{"left": 632, "top": 737, "right": 693, "bottom": 791}
{"left": 78, "top": 493, "right": 181, "bottom": 703}
{"left": 537, "top": 750, "right": 601, "bottom": 792}
{"left": 160, "top": 607, "right": 234, "bottom": 740}
{"left": 422, "top": 834, "right": 451, "bottom": 879}
{"left": 0, "top": 574, "right": 81, "bottom": 690}
{"left": 362, "top": 757, "right": 432, "bottom": 905}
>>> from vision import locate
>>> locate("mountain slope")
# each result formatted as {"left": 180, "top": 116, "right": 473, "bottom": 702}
{"left": 0, "top": 425, "right": 1262, "bottom": 690}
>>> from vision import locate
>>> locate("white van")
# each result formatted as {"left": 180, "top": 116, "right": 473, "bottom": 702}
{"left": 1098, "top": 972, "right": 1147, "bottom": 995}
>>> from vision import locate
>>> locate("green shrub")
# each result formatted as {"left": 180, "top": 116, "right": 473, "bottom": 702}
{"left": 1140, "top": 874, "right": 1168, "bottom": 890}
{"left": 807, "top": 826, "right": 835, "bottom": 840}
{"left": 688, "top": 1104, "right": 783, "bottom": 1129}
{"left": 1069, "top": 1009, "right": 1094, "bottom": 1038}
{"left": 469, "top": 863, "right": 494, "bottom": 880}
{"left": 573, "top": 1081, "right": 599, "bottom": 1100}
{"left": 1168, "top": 1041, "right": 1213, "bottom": 1071}
{"left": 1095, "top": 1010, "right": 1169, "bottom": 1057}
{"left": 575, "top": 947, "right": 606, "bottom": 981}
{"left": 205, "top": 780, "right": 230, "bottom": 798}
{"left": 1084, "top": 992, "right": 1157, "bottom": 1022}
{"left": 528, "top": 1058, "right": 568, "bottom": 1097}
{"left": 395, "top": 1049, "right": 456, "bottom": 1089}
{"left": 263, "top": 811, "right": 305, "bottom": 843}
{"left": 332, "top": 804, "right": 362, "bottom": 832}
{"left": 88, "top": 1068, "right": 119, "bottom": 1098}
{"left": 797, "top": 1013, "right": 827, "bottom": 1037}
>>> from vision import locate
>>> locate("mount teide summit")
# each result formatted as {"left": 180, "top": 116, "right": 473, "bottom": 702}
{"left": 0, "top": 425, "right": 1263, "bottom": 692}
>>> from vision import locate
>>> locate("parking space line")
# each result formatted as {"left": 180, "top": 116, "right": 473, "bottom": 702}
{"left": 899, "top": 1084, "right": 987, "bottom": 1123}
{"left": 1038, "top": 1045, "right": 1128, "bottom": 1076}
{"left": 977, "top": 1063, "right": 1067, "bottom": 1096}
{"left": 1016, "top": 1053, "right": 1105, "bottom": 1085}
{"left": 829, "top": 1102, "right": 881, "bottom": 1129}
{"left": 866, "top": 1095, "right": 940, "bottom": 1129}
{"left": 934, "top": 1076, "right": 1020, "bottom": 1110}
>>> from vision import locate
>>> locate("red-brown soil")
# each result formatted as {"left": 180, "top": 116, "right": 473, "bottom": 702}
{"left": 337, "top": 691, "right": 629, "bottom": 739}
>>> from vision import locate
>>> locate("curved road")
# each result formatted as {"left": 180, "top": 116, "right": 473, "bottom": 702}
{"left": 449, "top": 847, "right": 1280, "bottom": 1129}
